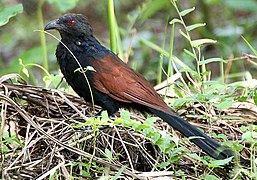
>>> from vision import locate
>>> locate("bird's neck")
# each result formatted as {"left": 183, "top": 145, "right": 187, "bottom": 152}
{"left": 60, "top": 33, "right": 110, "bottom": 58}
{"left": 60, "top": 31, "right": 98, "bottom": 44}
{"left": 83, "top": 35, "right": 102, "bottom": 48}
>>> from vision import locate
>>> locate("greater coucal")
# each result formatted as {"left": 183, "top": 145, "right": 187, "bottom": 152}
{"left": 44, "top": 14, "right": 233, "bottom": 160}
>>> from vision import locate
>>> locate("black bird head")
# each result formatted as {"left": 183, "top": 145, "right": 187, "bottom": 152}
{"left": 44, "top": 13, "right": 93, "bottom": 37}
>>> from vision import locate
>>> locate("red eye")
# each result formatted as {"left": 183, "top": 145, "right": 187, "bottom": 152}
{"left": 68, "top": 20, "right": 75, "bottom": 26}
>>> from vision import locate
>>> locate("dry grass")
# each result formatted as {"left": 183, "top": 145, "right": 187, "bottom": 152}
{"left": 0, "top": 74, "right": 254, "bottom": 179}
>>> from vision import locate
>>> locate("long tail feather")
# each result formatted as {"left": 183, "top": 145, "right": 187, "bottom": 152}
{"left": 148, "top": 108, "right": 233, "bottom": 160}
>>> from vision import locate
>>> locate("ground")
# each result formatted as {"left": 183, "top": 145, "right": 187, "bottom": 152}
{"left": 0, "top": 74, "right": 254, "bottom": 179}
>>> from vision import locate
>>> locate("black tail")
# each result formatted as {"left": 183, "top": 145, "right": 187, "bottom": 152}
{"left": 149, "top": 108, "right": 233, "bottom": 160}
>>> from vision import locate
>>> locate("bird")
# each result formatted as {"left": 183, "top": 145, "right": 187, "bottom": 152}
{"left": 44, "top": 13, "right": 233, "bottom": 160}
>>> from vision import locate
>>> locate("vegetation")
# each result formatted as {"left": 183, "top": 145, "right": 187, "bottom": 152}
{"left": 1, "top": 0, "right": 257, "bottom": 179}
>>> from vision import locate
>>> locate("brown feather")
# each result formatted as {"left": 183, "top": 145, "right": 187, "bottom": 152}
{"left": 93, "top": 54, "right": 173, "bottom": 114}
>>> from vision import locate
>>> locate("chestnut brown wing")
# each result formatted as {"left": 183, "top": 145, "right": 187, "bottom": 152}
{"left": 93, "top": 54, "right": 172, "bottom": 114}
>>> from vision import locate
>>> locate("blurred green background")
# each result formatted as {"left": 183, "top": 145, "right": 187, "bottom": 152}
{"left": 1, "top": 0, "right": 257, "bottom": 86}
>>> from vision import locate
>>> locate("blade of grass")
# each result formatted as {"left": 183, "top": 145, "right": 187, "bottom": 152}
{"left": 167, "top": 22, "right": 175, "bottom": 77}
{"left": 108, "top": 0, "right": 116, "bottom": 53}
{"left": 242, "top": 35, "right": 257, "bottom": 56}
{"left": 114, "top": 18, "right": 124, "bottom": 59}
{"left": 158, "top": 18, "right": 169, "bottom": 84}
{"left": 107, "top": 0, "right": 124, "bottom": 59}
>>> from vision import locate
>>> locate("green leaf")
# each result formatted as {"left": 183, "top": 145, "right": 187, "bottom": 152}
{"left": 191, "top": 39, "right": 217, "bottom": 47}
{"left": 21, "top": 67, "right": 29, "bottom": 78}
{"left": 209, "top": 156, "right": 233, "bottom": 168}
{"left": 85, "top": 66, "right": 96, "bottom": 72}
{"left": 82, "top": 170, "right": 91, "bottom": 177}
{"left": 217, "top": 133, "right": 228, "bottom": 141}
{"left": 19, "top": 59, "right": 29, "bottom": 78}
{"left": 135, "top": 124, "right": 150, "bottom": 131}
{"left": 100, "top": 111, "right": 110, "bottom": 122}
{"left": 104, "top": 149, "right": 113, "bottom": 161}
{"left": 74, "top": 66, "right": 96, "bottom": 73}
{"left": 158, "top": 161, "right": 170, "bottom": 169}
{"left": 242, "top": 132, "right": 257, "bottom": 144}
{"left": 179, "top": 7, "right": 195, "bottom": 16}
{"left": 124, "top": 120, "right": 139, "bottom": 128}
{"left": 183, "top": 49, "right": 196, "bottom": 59}
{"left": 1, "top": 146, "right": 9, "bottom": 155}
{"left": 138, "top": 0, "right": 170, "bottom": 23}
{"left": 155, "top": 132, "right": 172, "bottom": 153}
{"left": 49, "top": 74, "right": 62, "bottom": 88}
{"left": 199, "top": 58, "right": 226, "bottom": 65}
{"left": 113, "top": 118, "right": 124, "bottom": 124}
{"left": 43, "top": 75, "right": 52, "bottom": 88}
{"left": 242, "top": 35, "right": 257, "bottom": 56}
{"left": 169, "top": 18, "right": 182, "bottom": 25}
{"left": 203, "top": 175, "right": 220, "bottom": 180}
{"left": 147, "top": 131, "right": 160, "bottom": 143}
{"left": 254, "top": 91, "right": 257, "bottom": 105}
{"left": 0, "top": 4, "right": 23, "bottom": 27}
{"left": 120, "top": 110, "right": 131, "bottom": 121}
{"left": 47, "top": 0, "right": 79, "bottom": 12}
{"left": 144, "top": 117, "right": 158, "bottom": 126}
{"left": 186, "top": 23, "right": 206, "bottom": 31}
{"left": 112, "top": 166, "right": 127, "bottom": 180}
{"left": 214, "top": 99, "right": 233, "bottom": 109}
{"left": 187, "top": 153, "right": 208, "bottom": 165}
{"left": 179, "top": 29, "right": 190, "bottom": 40}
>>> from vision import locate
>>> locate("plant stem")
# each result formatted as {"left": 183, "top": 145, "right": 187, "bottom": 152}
{"left": 168, "top": 23, "right": 175, "bottom": 78}
{"left": 37, "top": 0, "right": 48, "bottom": 86}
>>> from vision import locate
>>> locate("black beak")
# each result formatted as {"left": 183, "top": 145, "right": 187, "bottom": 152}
{"left": 44, "top": 19, "right": 60, "bottom": 31}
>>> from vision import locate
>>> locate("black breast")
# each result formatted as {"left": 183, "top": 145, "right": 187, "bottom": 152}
{"left": 56, "top": 41, "right": 95, "bottom": 101}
